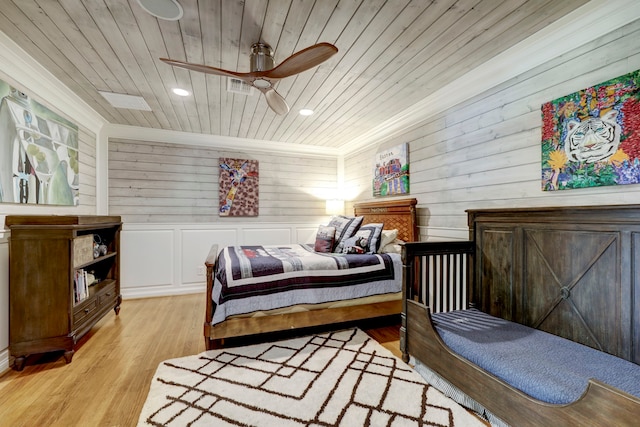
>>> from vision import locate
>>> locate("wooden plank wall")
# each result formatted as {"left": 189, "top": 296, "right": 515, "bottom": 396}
{"left": 345, "top": 19, "right": 640, "bottom": 242}
{"left": 77, "top": 126, "right": 97, "bottom": 210}
{"left": 108, "top": 138, "right": 337, "bottom": 223}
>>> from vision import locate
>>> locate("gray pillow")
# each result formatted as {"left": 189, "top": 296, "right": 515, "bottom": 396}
{"left": 353, "top": 223, "right": 384, "bottom": 254}
{"left": 328, "top": 215, "right": 364, "bottom": 252}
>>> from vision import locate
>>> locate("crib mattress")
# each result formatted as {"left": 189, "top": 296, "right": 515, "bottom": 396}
{"left": 432, "top": 309, "right": 640, "bottom": 404}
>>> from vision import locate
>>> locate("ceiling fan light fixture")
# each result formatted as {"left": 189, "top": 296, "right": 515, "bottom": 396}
{"left": 252, "top": 79, "right": 271, "bottom": 89}
{"left": 299, "top": 109, "right": 314, "bottom": 116}
{"left": 172, "top": 88, "right": 190, "bottom": 96}
{"left": 136, "top": 0, "right": 183, "bottom": 21}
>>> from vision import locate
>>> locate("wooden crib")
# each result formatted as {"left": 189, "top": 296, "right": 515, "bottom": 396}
{"left": 401, "top": 205, "right": 640, "bottom": 426}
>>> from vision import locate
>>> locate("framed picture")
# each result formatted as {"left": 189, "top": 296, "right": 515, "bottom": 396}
{"left": 373, "top": 143, "right": 409, "bottom": 197}
{"left": 218, "top": 158, "right": 259, "bottom": 216}
{"left": 0, "top": 79, "right": 79, "bottom": 205}
{"left": 541, "top": 69, "right": 640, "bottom": 191}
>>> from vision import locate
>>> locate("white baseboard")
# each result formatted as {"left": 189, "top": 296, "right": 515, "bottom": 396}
{"left": 0, "top": 348, "right": 10, "bottom": 374}
{"left": 121, "top": 283, "right": 205, "bottom": 300}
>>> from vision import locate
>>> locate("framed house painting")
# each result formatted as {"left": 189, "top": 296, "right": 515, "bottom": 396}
{"left": 541, "top": 69, "right": 640, "bottom": 191}
{"left": 373, "top": 143, "right": 409, "bottom": 197}
{"left": 0, "top": 79, "right": 79, "bottom": 205}
{"left": 219, "top": 158, "right": 259, "bottom": 216}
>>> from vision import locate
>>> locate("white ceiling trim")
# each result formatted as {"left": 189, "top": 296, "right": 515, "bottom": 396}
{"left": 340, "top": 0, "right": 640, "bottom": 156}
{"left": 0, "top": 30, "right": 107, "bottom": 133}
{"left": 105, "top": 124, "right": 339, "bottom": 158}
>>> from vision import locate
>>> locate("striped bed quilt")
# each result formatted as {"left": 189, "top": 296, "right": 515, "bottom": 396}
{"left": 211, "top": 244, "right": 401, "bottom": 325}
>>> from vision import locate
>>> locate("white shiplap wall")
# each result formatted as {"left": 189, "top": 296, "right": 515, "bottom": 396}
{"left": 346, "top": 19, "right": 640, "bottom": 242}
{"left": 108, "top": 138, "right": 337, "bottom": 223}
{"left": 108, "top": 137, "right": 339, "bottom": 297}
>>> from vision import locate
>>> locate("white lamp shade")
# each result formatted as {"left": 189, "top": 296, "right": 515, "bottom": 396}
{"left": 325, "top": 199, "right": 345, "bottom": 215}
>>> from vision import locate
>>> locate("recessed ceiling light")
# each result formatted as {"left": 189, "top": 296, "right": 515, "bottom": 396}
{"left": 136, "top": 0, "right": 183, "bottom": 21}
{"left": 172, "top": 88, "right": 190, "bottom": 96}
{"left": 299, "top": 109, "right": 314, "bottom": 116}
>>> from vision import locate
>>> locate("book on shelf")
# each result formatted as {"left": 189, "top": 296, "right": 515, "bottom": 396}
{"left": 74, "top": 269, "right": 89, "bottom": 304}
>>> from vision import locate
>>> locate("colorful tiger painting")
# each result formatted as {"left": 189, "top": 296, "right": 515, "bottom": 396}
{"left": 564, "top": 110, "right": 621, "bottom": 164}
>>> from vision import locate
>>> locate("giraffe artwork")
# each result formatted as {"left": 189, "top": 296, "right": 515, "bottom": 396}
{"left": 218, "top": 158, "right": 259, "bottom": 216}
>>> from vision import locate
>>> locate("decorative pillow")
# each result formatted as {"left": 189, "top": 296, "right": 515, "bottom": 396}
{"left": 379, "top": 229, "right": 398, "bottom": 250}
{"left": 314, "top": 225, "right": 336, "bottom": 253}
{"left": 380, "top": 238, "right": 405, "bottom": 254}
{"left": 340, "top": 235, "right": 366, "bottom": 254}
{"left": 352, "top": 223, "right": 384, "bottom": 254}
{"left": 328, "top": 215, "right": 364, "bottom": 252}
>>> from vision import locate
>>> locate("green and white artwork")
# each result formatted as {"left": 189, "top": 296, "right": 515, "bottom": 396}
{"left": 0, "top": 79, "right": 79, "bottom": 205}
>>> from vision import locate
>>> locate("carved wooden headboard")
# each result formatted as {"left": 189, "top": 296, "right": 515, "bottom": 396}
{"left": 354, "top": 198, "right": 418, "bottom": 242}
{"left": 467, "top": 204, "right": 640, "bottom": 364}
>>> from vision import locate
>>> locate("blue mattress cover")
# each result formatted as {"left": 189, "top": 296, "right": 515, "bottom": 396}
{"left": 431, "top": 309, "right": 640, "bottom": 404}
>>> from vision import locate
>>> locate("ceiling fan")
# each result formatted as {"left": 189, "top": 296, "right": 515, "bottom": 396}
{"left": 160, "top": 42, "right": 338, "bottom": 115}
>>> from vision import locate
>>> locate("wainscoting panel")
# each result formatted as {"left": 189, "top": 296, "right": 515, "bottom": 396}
{"left": 120, "top": 229, "right": 175, "bottom": 297}
{"left": 121, "top": 222, "right": 320, "bottom": 299}
{"left": 241, "top": 227, "right": 292, "bottom": 246}
{"left": 181, "top": 229, "right": 237, "bottom": 285}
{"left": 297, "top": 227, "right": 319, "bottom": 245}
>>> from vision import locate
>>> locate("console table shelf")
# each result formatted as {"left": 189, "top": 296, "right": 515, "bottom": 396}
{"left": 5, "top": 215, "right": 122, "bottom": 371}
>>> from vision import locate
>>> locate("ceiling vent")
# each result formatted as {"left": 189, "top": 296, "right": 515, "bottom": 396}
{"left": 99, "top": 91, "right": 152, "bottom": 111}
{"left": 227, "top": 77, "right": 254, "bottom": 96}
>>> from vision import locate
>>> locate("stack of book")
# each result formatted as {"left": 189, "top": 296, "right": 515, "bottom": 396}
{"left": 74, "top": 269, "right": 89, "bottom": 304}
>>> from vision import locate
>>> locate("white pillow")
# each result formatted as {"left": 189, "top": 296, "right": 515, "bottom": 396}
{"left": 380, "top": 238, "right": 405, "bottom": 254}
{"left": 379, "top": 229, "right": 398, "bottom": 250}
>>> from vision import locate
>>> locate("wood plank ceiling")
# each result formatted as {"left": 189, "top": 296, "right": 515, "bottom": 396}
{"left": 0, "top": 0, "right": 588, "bottom": 149}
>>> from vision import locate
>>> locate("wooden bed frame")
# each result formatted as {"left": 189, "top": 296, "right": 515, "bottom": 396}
{"left": 203, "top": 198, "right": 418, "bottom": 350}
{"left": 401, "top": 205, "right": 640, "bottom": 426}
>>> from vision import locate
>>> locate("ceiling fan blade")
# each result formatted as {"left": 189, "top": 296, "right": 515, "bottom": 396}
{"left": 160, "top": 58, "right": 248, "bottom": 79}
{"left": 264, "top": 42, "right": 338, "bottom": 79}
{"left": 262, "top": 87, "right": 289, "bottom": 115}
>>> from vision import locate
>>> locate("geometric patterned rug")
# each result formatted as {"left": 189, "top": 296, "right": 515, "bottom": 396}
{"left": 137, "top": 328, "right": 486, "bottom": 426}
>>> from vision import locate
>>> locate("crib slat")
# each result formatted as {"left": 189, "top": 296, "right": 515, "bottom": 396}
{"left": 402, "top": 241, "right": 474, "bottom": 314}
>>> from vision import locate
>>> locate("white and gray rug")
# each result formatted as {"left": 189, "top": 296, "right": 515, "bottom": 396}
{"left": 138, "top": 328, "right": 485, "bottom": 426}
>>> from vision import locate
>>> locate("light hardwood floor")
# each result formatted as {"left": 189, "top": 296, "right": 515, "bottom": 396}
{"left": 0, "top": 293, "right": 401, "bottom": 427}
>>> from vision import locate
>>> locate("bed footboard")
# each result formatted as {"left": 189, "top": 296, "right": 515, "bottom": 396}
{"left": 204, "top": 244, "right": 218, "bottom": 349}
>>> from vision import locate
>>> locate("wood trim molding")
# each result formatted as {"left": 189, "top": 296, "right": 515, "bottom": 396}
{"left": 104, "top": 124, "right": 340, "bottom": 158}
